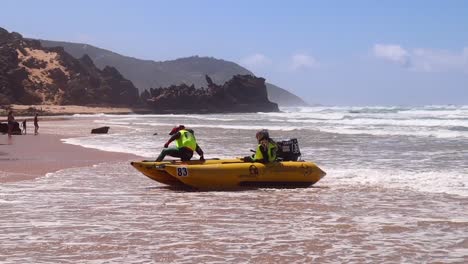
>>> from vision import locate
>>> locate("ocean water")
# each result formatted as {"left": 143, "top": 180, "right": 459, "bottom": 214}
{"left": 62, "top": 105, "right": 468, "bottom": 196}
{"left": 1, "top": 105, "right": 467, "bottom": 263}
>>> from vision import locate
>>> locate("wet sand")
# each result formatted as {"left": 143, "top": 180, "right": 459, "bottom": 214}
{"left": 0, "top": 134, "right": 139, "bottom": 183}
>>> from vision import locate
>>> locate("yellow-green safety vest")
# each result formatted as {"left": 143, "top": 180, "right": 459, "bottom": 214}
{"left": 254, "top": 142, "right": 277, "bottom": 162}
{"left": 175, "top": 129, "right": 197, "bottom": 151}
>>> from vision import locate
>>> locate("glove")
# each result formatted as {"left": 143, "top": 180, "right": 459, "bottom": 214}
{"left": 243, "top": 156, "right": 253, "bottom": 162}
{"left": 164, "top": 143, "right": 169, "bottom": 148}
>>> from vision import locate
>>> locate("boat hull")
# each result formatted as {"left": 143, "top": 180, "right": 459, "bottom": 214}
{"left": 130, "top": 159, "right": 326, "bottom": 189}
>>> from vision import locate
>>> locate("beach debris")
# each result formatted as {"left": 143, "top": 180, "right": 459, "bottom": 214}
{"left": 91, "top": 126, "right": 110, "bottom": 134}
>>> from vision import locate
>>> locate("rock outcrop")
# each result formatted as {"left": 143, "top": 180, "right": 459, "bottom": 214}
{"left": 91, "top": 126, "right": 110, "bottom": 134}
{"left": 0, "top": 27, "right": 139, "bottom": 106}
{"left": 145, "top": 74, "right": 279, "bottom": 113}
{"left": 0, "top": 122, "right": 22, "bottom": 134}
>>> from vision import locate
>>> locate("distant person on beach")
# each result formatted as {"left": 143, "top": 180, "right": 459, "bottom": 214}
{"left": 22, "top": 119, "right": 27, "bottom": 134}
{"left": 244, "top": 129, "right": 277, "bottom": 163}
{"left": 155, "top": 125, "right": 205, "bottom": 162}
{"left": 7, "top": 111, "right": 15, "bottom": 137}
{"left": 34, "top": 113, "right": 39, "bottom": 135}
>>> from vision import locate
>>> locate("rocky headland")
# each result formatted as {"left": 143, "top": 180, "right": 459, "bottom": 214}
{"left": 0, "top": 27, "right": 139, "bottom": 106}
{"left": 142, "top": 75, "right": 279, "bottom": 113}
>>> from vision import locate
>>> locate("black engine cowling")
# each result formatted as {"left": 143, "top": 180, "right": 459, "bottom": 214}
{"left": 276, "top": 138, "right": 301, "bottom": 161}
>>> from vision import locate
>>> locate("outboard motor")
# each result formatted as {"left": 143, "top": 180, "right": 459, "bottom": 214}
{"left": 276, "top": 138, "right": 301, "bottom": 161}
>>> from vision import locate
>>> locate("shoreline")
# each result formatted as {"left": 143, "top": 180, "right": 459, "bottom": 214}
{"left": 3, "top": 104, "right": 140, "bottom": 116}
{"left": 1, "top": 104, "right": 285, "bottom": 117}
{"left": 0, "top": 133, "right": 142, "bottom": 183}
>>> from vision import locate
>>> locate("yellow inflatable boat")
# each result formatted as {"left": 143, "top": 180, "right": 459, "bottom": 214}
{"left": 130, "top": 159, "right": 326, "bottom": 189}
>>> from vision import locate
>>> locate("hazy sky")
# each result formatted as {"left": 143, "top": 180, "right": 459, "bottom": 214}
{"left": 1, "top": 0, "right": 467, "bottom": 105}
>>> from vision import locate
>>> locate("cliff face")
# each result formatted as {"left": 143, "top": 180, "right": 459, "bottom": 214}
{"left": 0, "top": 28, "right": 139, "bottom": 106}
{"left": 145, "top": 75, "right": 279, "bottom": 113}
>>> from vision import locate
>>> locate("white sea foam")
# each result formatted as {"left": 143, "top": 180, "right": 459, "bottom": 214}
{"left": 269, "top": 106, "right": 468, "bottom": 138}
{"left": 187, "top": 123, "right": 300, "bottom": 131}
{"left": 318, "top": 126, "right": 467, "bottom": 138}
{"left": 284, "top": 116, "right": 468, "bottom": 127}
{"left": 266, "top": 111, "right": 347, "bottom": 120}
{"left": 325, "top": 167, "right": 468, "bottom": 197}
{"left": 62, "top": 136, "right": 155, "bottom": 158}
{"left": 179, "top": 115, "right": 238, "bottom": 122}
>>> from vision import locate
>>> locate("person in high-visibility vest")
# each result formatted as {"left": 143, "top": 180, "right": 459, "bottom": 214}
{"left": 244, "top": 129, "right": 277, "bottom": 163}
{"left": 156, "top": 125, "right": 205, "bottom": 162}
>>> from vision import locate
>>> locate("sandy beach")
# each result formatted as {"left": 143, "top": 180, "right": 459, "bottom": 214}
{"left": 1, "top": 104, "right": 141, "bottom": 183}
{"left": 0, "top": 129, "right": 139, "bottom": 183}
{"left": 0, "top": 110, "right": 137, "bottom": 183}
